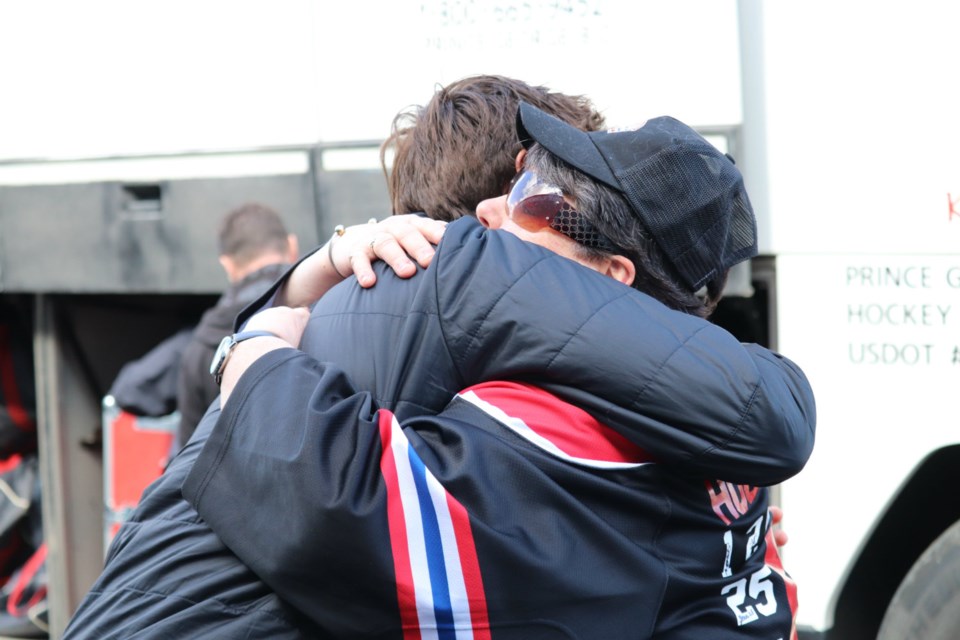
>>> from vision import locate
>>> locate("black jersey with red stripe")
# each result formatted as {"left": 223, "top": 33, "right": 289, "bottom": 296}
{"left": 185, "top": 353, "right": 798, "bottom": 639}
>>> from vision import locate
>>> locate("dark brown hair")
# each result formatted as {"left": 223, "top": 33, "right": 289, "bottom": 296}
{"left": 382, "top": 75, "right": 605, "bottom": 222}
{"left": 218, "top": 202, "right": 290, "bottom": 267}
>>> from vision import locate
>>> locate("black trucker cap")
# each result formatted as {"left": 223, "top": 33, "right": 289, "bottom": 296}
{"left": 516, "top": 102, "right": 758, "bottom": 291}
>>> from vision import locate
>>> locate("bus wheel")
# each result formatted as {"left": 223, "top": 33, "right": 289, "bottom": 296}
{"left": 877, "top": 519, "right": 960, "bottom": 640}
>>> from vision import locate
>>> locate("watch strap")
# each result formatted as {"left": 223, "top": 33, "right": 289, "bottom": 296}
{"left": 233, "top": 329, "right": 279, "bottom": 343}
{"left": 211, "top": 330, "right": 280, "bottom": 385}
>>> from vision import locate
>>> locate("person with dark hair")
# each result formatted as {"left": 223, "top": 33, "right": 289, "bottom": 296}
{"left": 181, "top": 103, "right": 813, "bottom": 638}
{"left": 216, "top": 202, "right": 295, "bottom": 273}
{"left": 489, "top": 109, "right": 755, "bottom": 319}
{"left": 175, "top": 202, "right": 299, "bottom": 445}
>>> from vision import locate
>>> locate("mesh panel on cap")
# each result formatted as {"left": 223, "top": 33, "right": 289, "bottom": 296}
{"left": 552, "top": 206, "right": 616, "bottom": 251}
{"left": 616, "top": 144, "right": 757, "bottom": 290}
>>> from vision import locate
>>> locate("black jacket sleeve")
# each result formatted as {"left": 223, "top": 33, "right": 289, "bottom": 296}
{"left": 425, "top": 219, "right": 815, "bottom": 485}
{"left": 182, "top": 350, "right": 408, "bottom": 635}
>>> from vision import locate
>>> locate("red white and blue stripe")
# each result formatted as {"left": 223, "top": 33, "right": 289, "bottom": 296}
{"left": 378, "top": 410, "right": 491, "bottom": 640}
{"left": 376, "top": 381, "right": 654, "bottom": 639}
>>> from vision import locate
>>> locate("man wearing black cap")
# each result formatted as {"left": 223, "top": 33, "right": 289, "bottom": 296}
{"left": 478, "top": 103, "right": 758, "bottom": 319}
{"left": 174, "top": 103, "right": 813, "bottom": 638}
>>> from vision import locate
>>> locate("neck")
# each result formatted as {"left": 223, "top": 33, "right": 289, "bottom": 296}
{"left": 230, "top": 253, "right": 287, "bottom": 283}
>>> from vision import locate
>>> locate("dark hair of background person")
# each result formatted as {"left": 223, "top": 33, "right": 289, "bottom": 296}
{"left": 381, "top": 75, "right": 606, "bottom": 222}
{"left": 218, "top": 202, "right": 291, "bottom": 267}
{"left": 524, "top": 144, "right": 729, "bottom": 319}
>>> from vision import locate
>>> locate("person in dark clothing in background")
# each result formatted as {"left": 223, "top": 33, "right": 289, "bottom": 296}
{"left": 107, "top": 329, "right": 193, "bottom": 420}
{"left": 175, "top": 202, "right": 299, "bottom": 446}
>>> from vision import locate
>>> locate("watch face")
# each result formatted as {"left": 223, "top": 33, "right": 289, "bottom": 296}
{"left": 210, "top": 335, "right": 235, "bottom": 377}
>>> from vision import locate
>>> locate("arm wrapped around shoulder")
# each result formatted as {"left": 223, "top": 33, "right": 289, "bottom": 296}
{"left": 432, "top": 218, "right": 816, "bottom": 485}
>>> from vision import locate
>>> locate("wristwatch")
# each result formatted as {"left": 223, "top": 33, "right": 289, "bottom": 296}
{"left": 209, "top": 330, "right": 278, "bottom": 385}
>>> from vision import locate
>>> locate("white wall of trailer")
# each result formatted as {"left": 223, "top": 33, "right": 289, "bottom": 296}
{"left": 0, "top": 0, "right": 742, "bottom": 161}
{"left": 0, "top": 1, "right": 320, "bottom": 160}
{"left": 740, "top": 0, "right": 960, "bottom": 631}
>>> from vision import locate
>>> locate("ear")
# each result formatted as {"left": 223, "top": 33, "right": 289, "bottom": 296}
{"left": 514, "top": 149, "right": 527, "bottom": 173}
{"left": 286, "top": 233, "right": 300, "bottom": 262}
{"left": 218, "top": 255, "right": 239, "bottom": 282}
{"left": 603, "top": 254, "right": 636, "bottom": 287}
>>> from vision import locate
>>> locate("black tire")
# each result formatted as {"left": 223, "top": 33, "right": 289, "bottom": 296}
{"left": 876, "top": 519, "right": 960, "bottom": 640}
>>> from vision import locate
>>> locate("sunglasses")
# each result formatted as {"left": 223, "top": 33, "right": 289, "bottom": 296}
{"left": 506, "top": 170, "right": 617, "bottom": 252}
